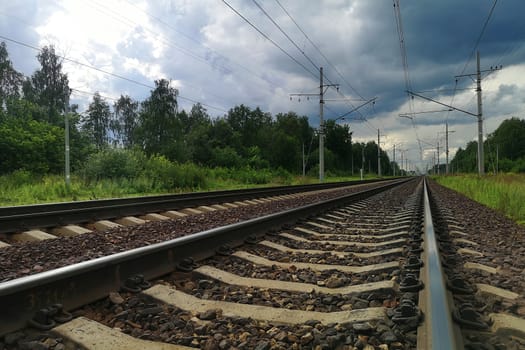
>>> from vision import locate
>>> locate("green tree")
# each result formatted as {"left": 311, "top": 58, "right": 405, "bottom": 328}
{"left": 112, "top": 94, "right": 139, "bottom": 148}
{"left": 24, "top": 45, "right": 70, "bottom": 125}
{"left": 0, "top": 115, "right": 63, "bottom": 174}
{"left": 181, "top": 103, "right": 213, "bottom": 164}
{"left": 209, "top": 118, "right": 240, "bottom": 150}
{"left": 451, "top": 141, "right": 478, "bottom": 173}
{"left": 1, "top": 98, "right": 44, "bottom": 124}
{"left": 363, "top": 141, "right": 378, "bottom": 174}
{"left": 450, "top": 118, "right": 525, "bottom": 173}
{"left": 136, "top": 79, "right": 179, "bottom": 157}
{"left": 351, "top": 142, "right": 365, "bottom": 173}
{"left": 180, "top": 103, "right": 211, "bottom": 134}
{"left": 324, "top": 120, "right": 352, "bottom": 172}
{"left": 0, "top": 42, "right": 23, "bottom": 109}
{"left": 268, "top": 130, "right": 301, "bottom": 171}
{"left": 245, "top": 106, "right": 272, "bottom": 148}
{"left": 225, "top": 105, "right": 272, "bottom": 156}
{"left": 82, "top": 92, "right": 111, "bottom": 149}
{"left": 488, "top": 117, "right": 525, "bottom": 161}
{"left": 270, "top": 112, "right": 313, "bottom": 172}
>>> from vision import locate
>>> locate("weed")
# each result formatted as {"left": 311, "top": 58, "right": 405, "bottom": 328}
{"left": 435, "top": 174, "right": 525, "bottom": 224}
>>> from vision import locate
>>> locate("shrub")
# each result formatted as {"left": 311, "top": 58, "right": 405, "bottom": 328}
{"left": 211, "top": 147, "right": 243, "bottom": 168}
{"left": 81, "top": 149, "right": 142, "bottom": 182}
{"left": 3, "top": 169, "right": 35, "bottom": 187}
{"left": 143, "top": 155, "right": 208, "bottom": 190}
{"left": 510, "top": 157, "right": 525, "bottom": 173}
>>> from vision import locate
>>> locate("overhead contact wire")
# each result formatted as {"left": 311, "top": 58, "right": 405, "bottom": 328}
{"left": 222, "top": 0, "right": 318, "bottom": 80}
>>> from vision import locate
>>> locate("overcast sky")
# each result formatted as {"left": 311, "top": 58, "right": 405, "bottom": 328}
{"left": 1, "top": 0, "right": 524, "bottom": 172}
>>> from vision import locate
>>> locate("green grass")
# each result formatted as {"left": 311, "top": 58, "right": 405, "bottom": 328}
{"left": 0, "top": 170, "right": 383, "bottom": 206}
{"left": 434, "top": 173, "right": 525, "bottom": 225}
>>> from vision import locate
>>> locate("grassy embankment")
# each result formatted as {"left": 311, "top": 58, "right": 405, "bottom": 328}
{"left": 0, "top": 169, "right": 374, "bottom": 206}
{"left": 434, "top": 174, "right": 525, "bottom": 225}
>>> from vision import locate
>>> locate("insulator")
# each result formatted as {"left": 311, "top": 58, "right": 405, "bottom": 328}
{"left": 290, "top": 96, "right": 292, "bottom": 101}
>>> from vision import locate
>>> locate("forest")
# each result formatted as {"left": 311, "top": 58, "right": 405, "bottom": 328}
{"left": 449, "top": 117, "right": 525, "bottom": 174}
{"left": 0, "top": 42, "right": 397, "bottom": 187}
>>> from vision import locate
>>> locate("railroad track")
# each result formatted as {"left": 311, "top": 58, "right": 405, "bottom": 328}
{"left": 0, "top": 179, "right": 393, "bottom": 236}
{"left": 0, "top": 178, "right": 392, "bottom": 244}
{"left": 1, "top": 177, "right": 524, "bottom": 349}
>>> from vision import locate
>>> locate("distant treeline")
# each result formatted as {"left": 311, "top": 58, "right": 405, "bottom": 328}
{"left": 0, "top": 41, "right": 400, "bottom": 178}
{"left": 448, "top": 117, "right": 525, "bottom": 174}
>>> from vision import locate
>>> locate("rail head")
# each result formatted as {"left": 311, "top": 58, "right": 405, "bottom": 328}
{"left": 418, "top": 178, "right": 463, "bottom": 349}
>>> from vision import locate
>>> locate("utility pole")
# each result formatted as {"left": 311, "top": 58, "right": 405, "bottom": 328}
{"left": 290, "top": 70, "right": 375, "bottom": 182}
{"left": 400, "top": 150, "right": 405, "bottom": 176}
{"left": 319, "top": 67, "right": 325, "bottom": 182}
{"left": 444, "top": 124, "right": 448, "bottom": 175}
{"left": 393, "top": 144, "right": 396, "bottom": 177}
{"left": 407, "top": 52, "right": 501, "bottom": 176}
{"left": 436, "top": 140, "right": 440, "bottom": 175}
{"left": 377, "top": 129, "right": 381, "bottom": 177}
{"left": 290, "top": 67, "right": 340, "bottom": 182}
{"left": 444, "top": 122, "right": 456, "bottom": 174}
{"left": 64, "top": 96, "right": 71, "bottom": 188}
{"left": 476, "top": 51, "right": 484, "bottom": 175}
{"left": 437, "top": 124, "right": 455, "bottom": 175}
{"left": 361, "top": 146, "right": 365, "bottom": 180}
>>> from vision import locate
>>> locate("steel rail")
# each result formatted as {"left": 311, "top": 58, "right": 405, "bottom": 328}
{"left": 0, "top": 178, "right": 412, "bottom": 335}
{"left": 418, "top": 178, "right": 462, "bottom": 349}
{"left": 0, "top": 178, "right": 396, "bottom": 234}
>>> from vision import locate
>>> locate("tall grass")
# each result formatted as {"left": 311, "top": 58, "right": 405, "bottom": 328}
{"left": 0, "top": 148, "right": 384, "bottom": 206}
{"left": 434, "top": 174, "right": 525, "bottom": 225}
{"left": 0, "top": 168, "right": 297, "bottom": 206}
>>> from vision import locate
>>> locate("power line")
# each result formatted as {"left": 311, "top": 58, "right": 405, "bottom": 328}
{"left": 86, "top": 0, "right": 287, "bottom": 107}
{"left": 221, "top": 0, "right": 318, "bottom": 80}
{"left": 392, "top": 0, "right": 423, "bottom": 158}
{"left": 392, "top": 0, "right": 413, "bottom": 95}
{"left": 458, "top": 0, "right": 499, "bottom": 76}
{"left": 324, "top": 105, "right": 374, "bottom": 138}
{"left": 252, "top": 0, "right": 319, "bottom": 72}
{"left": 492, "top": 32, "right": 525, "bottom": 68}
{"left": 415, "top": 87, "right": 473, "bottom": 94}
{"left": 230, "top": 0, "right": 365, "bottom": 131}
{"left": 88, "top": 0, "right": 281, "bottom": 108}
{"left": 446, "top": 0, "right": 498, "bottom": 125}
{"left": 1, "top": 35, "right": 152, "bottom": 88}
{"left": 71, "top": 88, "right": 119, "bottom": 102}
{"left": 116, "top": 0, "right": 282, "bottom": 91}
{"left": 86, "top": 0, "right": 232, "bottom": 77}
{"left": 0, "top": 35, "right": 228, "bottom": 113}
{"left": 274, "top": 0, "right": 365, "bottom": 100}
